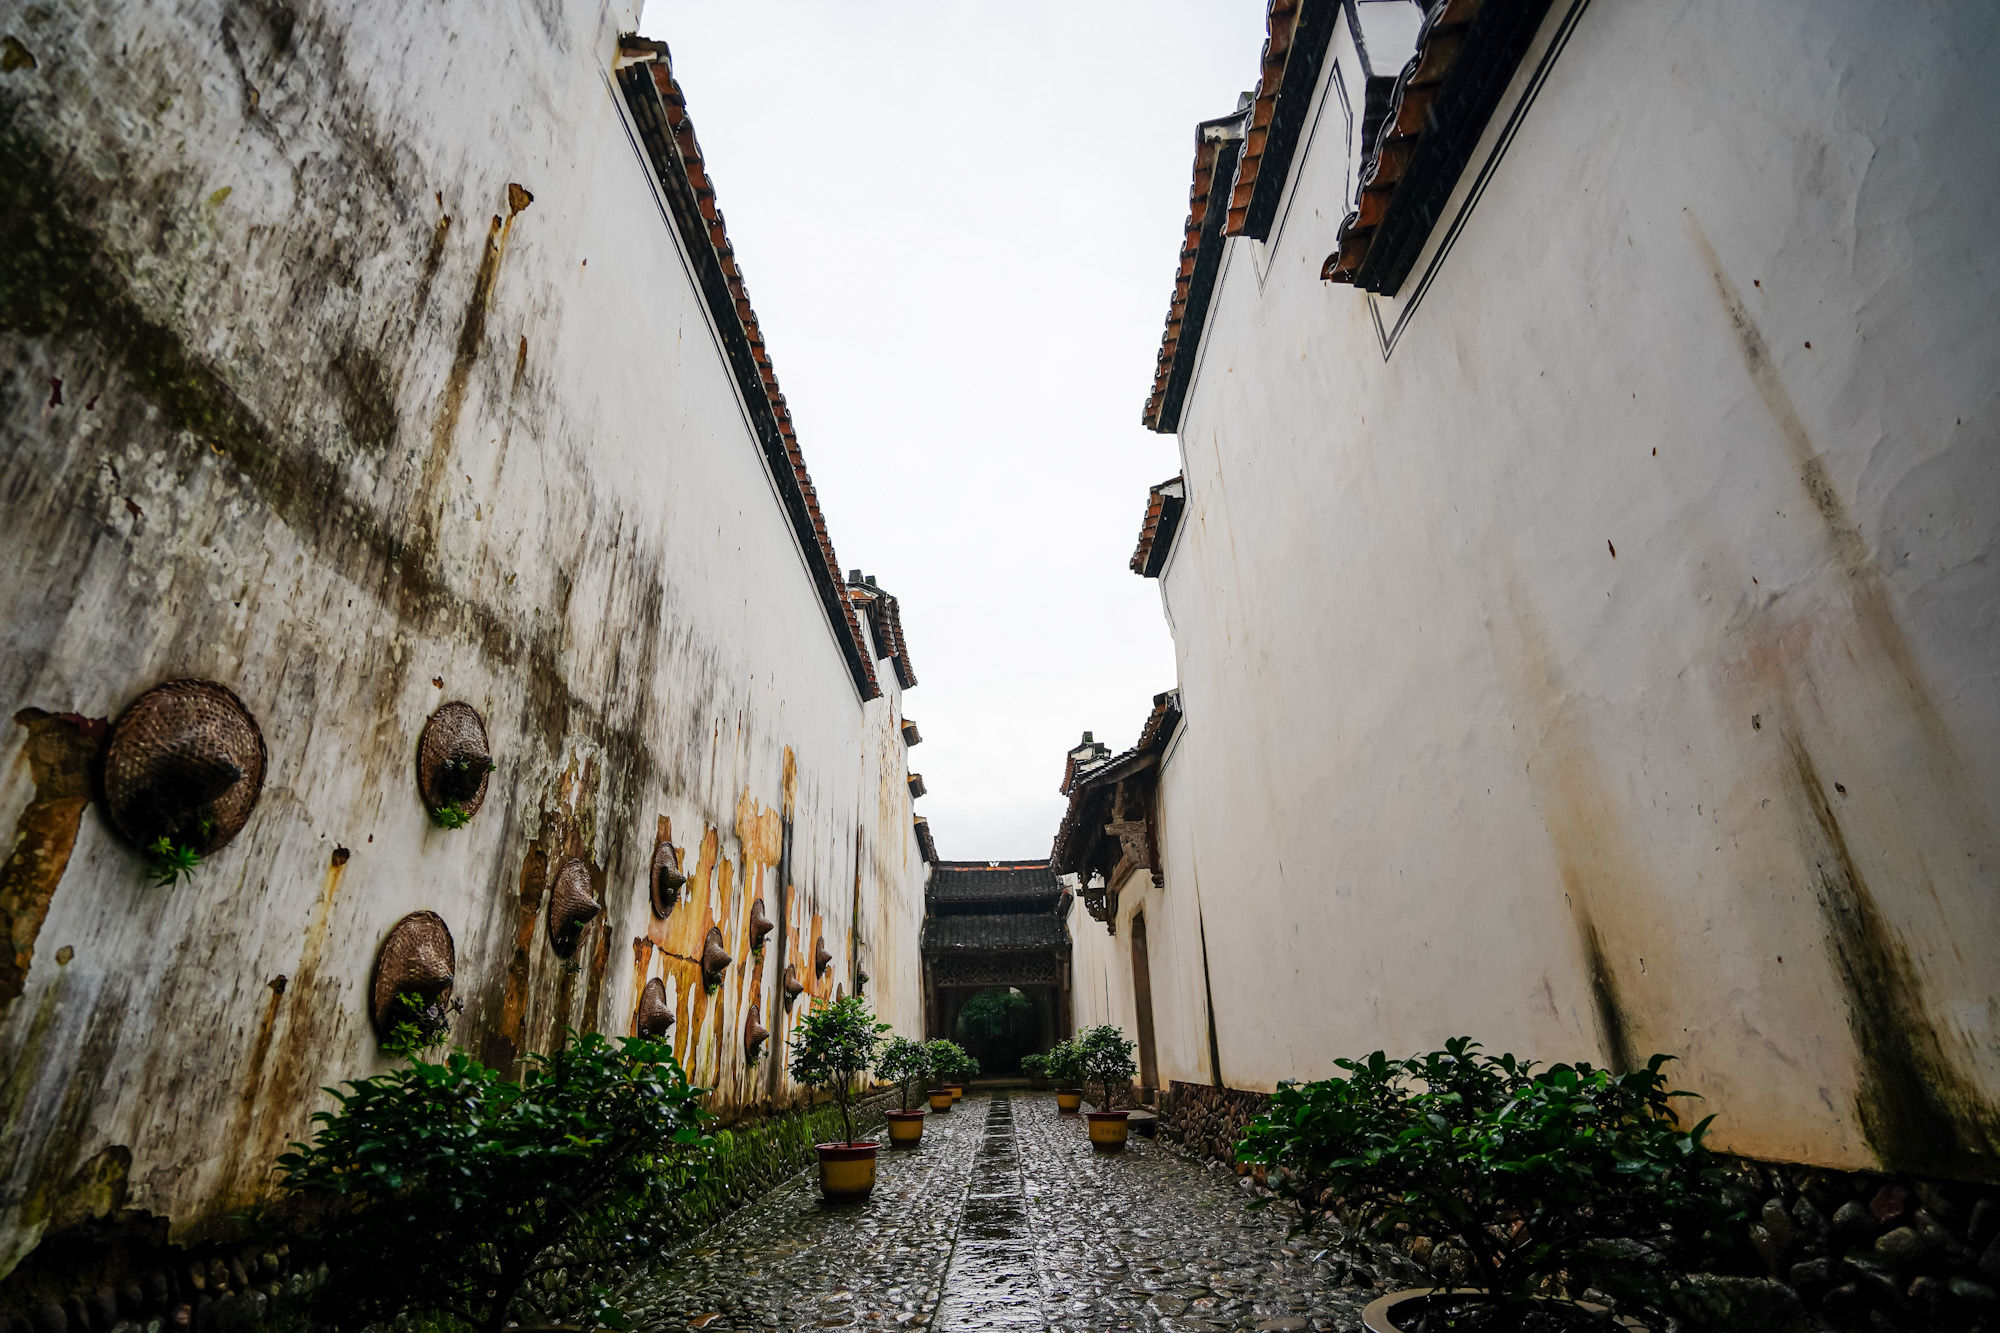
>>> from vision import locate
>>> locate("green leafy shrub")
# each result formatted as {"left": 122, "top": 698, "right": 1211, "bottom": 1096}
{"left": 1021, "top": 1051, "right": 1050, "bottom": 1085}
{"left": 876, "top": 1035, "right": 932, "bottom": 1111}
{"left": 924, "top": 1038, "right": 976, "bottom": 1089}
{"left": 1233, "top": 1038, "right": 1737, "bottom": 1330}
{"left": 1077, "top": 1024, "right": 1137, "bottom": 1110}
{"left": 787, "top": 994, "right": 889, "bottom": 1145}
{"left": 1046, "top": 1037, "right": 1086, "bottom": 1090}
{"left": 278, "top": 1032, "right": 713, "bottom": 1333}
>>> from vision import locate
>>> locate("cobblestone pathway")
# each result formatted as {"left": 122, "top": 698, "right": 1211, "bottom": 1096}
{"left": 615, "top": 1092, "right": 1379, "bottom": 1333}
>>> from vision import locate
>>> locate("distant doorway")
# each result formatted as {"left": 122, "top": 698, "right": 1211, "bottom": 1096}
{"left": 1131, "top": 912, "right": 1159, "bottom": 1094}
{"left": 954, "top": 986, "right": 1042, "bottom": 1075}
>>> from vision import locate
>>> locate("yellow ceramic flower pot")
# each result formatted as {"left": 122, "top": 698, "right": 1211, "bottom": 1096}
{"left": 816, "top": 1142, "right": 879, "bottom": 1203}
{"left": 886, "top": 1110, "right": 925, "bottom": 1149}
{"left": 1055, "top": 1089, "right": 1082, "bottom": 1114}
{"left": 929, "top": 1089, "right": 952, "bottom": 1112}
{"left": 1086, "top": 1110, "right": 1130, "bottom": 1154}
{"left": 946, "top": 1084, "right": 964, "bottom": 1102}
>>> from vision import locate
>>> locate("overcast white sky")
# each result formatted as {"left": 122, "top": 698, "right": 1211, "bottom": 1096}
{"left": 636, "top": 1, "right": 1270, "bottom": 859}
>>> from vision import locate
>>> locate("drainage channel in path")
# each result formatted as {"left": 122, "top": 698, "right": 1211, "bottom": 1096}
{"left": 930, "top": 1094, "right": 1046, "bottom": 1331}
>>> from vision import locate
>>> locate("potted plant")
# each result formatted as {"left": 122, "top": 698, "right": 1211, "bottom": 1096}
{"left": 951, "top": 1051, "right": 979, "bottom": 1100}
{"left": 921, "top": 1039, "right": 957, "bottom": 1112}
{"left": 1048, "top": 1037, "right": 1086, "bottom": 1113}
{"left": 788, "top": 994, "right": 890, "bottom": 1203}
{"left": 926, "top": 1038, "right": 974, "bottom": 1104}
{"left": 1021, "top": 1051, "right": 1051, "bottom": 1090}
{"left": 278, "top": 1032, "right": 713, "bottom": 1333}
{"left": 877, "top": 1035, "right": 932, "bottom": 1150}
{"left": 1234, "top": 1038, "right": 1736, "bottom": 1332}
{"left": 1077, "top": 1024, "right": 1138, "bottom": 1153}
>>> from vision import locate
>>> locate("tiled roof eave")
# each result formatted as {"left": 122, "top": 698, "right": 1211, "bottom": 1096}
{"left": 1225, "top": 0, "right": 1340, "bottom": 241}
{"left": 616, "top": 49, "right": 880, "bottom": 700}
{"left": 1321, "top": 0, "right": 1556, "bottom": 294}
{"left": 1142, "top": 118, "right": 1246, "bottom": 433}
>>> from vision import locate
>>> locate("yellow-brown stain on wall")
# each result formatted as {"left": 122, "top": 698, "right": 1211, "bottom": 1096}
{"left": 1, "top": 710, "right": 105, "bottom": 1007}
{"left": 488, "top": 756, "right": 606, "bottom": 1069}
{"left": 233, "top": 845, "right": 353, "bottom": 1203}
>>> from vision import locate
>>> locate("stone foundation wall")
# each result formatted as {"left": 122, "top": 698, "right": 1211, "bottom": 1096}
{"left": 1158, "top": 1080, "right": 1269, "bottom": 1167}
{"left": 1160, "top": 1079, "right": 2000, "bottom": 1332}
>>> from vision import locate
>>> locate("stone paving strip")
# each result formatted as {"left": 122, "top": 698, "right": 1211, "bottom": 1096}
{"left": 613, "top": 1092, "right": 1382, "bottom": 1333}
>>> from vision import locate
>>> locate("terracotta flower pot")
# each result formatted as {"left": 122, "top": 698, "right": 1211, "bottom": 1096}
{"left": 886, "top": 1110, "right": 925, "bottom": 1149}
{"left": 1361, "top": 1289, "right": 1645, "bottom": 1333}
{"left": 928, "top": 1088, "right": 953, "bottom": 1112}
{"left": 1085, "top": 1110, "right": 1130, "bottom": 1154}
{"left": 1055, "top": 1088, "right": 1083, "bottom": 1113}
{"left": 815, "top": 1142, "right": 879, "bottom": 1203}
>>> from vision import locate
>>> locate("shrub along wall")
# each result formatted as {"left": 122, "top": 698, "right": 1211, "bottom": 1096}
{"left": 1159, "top": 1080, "right": 2000, "bottom": 1333}
{"left": 0, "top": 1088, "right": 899, "bottom": 1332}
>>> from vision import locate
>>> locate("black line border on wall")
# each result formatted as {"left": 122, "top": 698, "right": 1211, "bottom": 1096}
{"left": 1367, "top": 0, "right": 1595, "bottom": 361}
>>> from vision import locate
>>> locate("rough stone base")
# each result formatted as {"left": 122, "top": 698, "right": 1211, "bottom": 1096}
{"left": 1158, "top": 1079, "right": 1270, "bottom": 1169}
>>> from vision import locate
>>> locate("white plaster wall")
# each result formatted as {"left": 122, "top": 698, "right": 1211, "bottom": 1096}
{"left": 1148, "top": 0, "right": 2000, "bottom": 1177}
{"left": 0, "top": 0, "right": 924, "bottom": 1269}
{"left": 1066, "top": 744, "right": 1219, "bottom": 1093}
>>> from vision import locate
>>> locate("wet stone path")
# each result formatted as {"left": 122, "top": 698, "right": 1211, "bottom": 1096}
{"left": 613, "top": 1091, "right": 1380, "bottom": 1333}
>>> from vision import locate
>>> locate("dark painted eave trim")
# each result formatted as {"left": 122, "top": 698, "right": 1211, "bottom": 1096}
{"left": 1141, "top": 491, "right": 1186, "bottom": 578}
{"left": 615, "top": 62, "right": 880, "bottom": 700}
{"left": 1238, "top": 0, "right": 1341, "bottom": 241}
{"left": 1352, "top": 0, "right": 1555, "bottom": 295}
{"left": 1152, "top": 122, "right": 1247, "bottom": 435}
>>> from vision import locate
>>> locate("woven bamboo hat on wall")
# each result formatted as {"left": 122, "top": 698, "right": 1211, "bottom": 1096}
{"left": 370, "top": 911, "right": 456, "bottom": 1038}
{"left": 102, "top": 679, "right": 267, "bottom": 855}
{"left": 636, "top": 976, "right": 675, "bottom": 1039}
{"left": 700, "top": 926, "right": 732, "bottom": 990}
{"left": 649, "top": 837, "right": 686, "bottom": 917}
{"left": 417, "top": 701, "right": 494, "bottom": 821}
{"left": 547, "top": 859, "right": 602, "bottom": 958}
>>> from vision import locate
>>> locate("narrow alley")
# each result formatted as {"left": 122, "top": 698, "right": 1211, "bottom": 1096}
{"left": 613, "top": 1093, "right": 1380, "bottom": 1333}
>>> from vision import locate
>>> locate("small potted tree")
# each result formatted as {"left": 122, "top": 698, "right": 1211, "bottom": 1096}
{"left": 923, "top": 1039, "right": 959, "bottom": 1112}
{"left": 930, "top": 1038, "right": 974, "bottom": 1101}
{"left": 1078, "top": 1024, "right": 1138, "bottom": 1153}
{"left": 1048, "top": 1037, "right": 1086, "bottom": 1113}
{"left": 1234, "top": 1038, "right": 1736, "bottom": 1332}
{"left": 877, "top": 1035, "right": 932, "bottom": 1150}
{"left": 949, "top": 1049, "right": 979, "bottom": 1101}
{"left": 788, "top": 994, "right": 890, "bottom": 1203}
{"left": 1021, "top": 1051, "right": 1051, "bottom": 1090}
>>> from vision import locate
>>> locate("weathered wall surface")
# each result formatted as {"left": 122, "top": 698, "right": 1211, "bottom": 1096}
{"left": 0, "top": 0, "right": 924, "bottom": 1278}
{"left": 1121, "top": 0, "right": 2000, "bottom": 1179}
